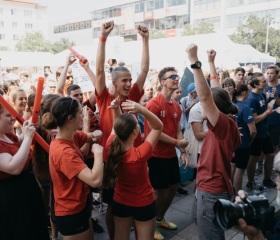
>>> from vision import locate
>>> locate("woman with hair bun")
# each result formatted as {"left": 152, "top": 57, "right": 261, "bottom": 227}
{"left": 42, "top": 96, "right": 104, "bottom": 240}
{"left": 186, "top": 44, "right": 241, "bottom": 240}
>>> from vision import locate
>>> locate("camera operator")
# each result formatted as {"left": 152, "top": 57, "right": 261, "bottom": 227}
{"left": 235, "top": 152, "right": 280, "bottom": 240}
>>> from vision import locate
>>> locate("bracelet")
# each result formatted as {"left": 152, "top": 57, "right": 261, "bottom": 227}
{"left": 210, "top": 75, "right": 217, "bottom": 80}
{"left": 173, "top": 140, "right": 179, "bottom": 146}
{"left": 99, "top": 37, "right": 107, "bottom": 42}
{"left": 265, "top": 110, "right": 270, "bottom": 116}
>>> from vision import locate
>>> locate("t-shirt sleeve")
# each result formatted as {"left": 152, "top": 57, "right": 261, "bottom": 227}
{"left": 57, "top": 148, "right": 87, "bottom": 180}
{"left": 242, "top": 106, "right": 254, "bottom": 124}
{"left": 74, "top": 131, "right": 88, "bottom": 148}
{"left": 208, "top": 112, "right": 229, "bottom": 139}
{"left": 189, "top": 105, "right": 202, "bottom": 123}
{"left": 134, "top": 141, "right": 153, "bottom": 162}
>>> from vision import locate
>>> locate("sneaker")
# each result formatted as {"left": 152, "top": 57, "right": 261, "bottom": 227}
{"left": 154, "top": 229, "right": 164, "bottom": 240}
{"left": 156, "top": 219, "right": 177, "bottom": 230}
{"left": 246, "top": 182, "right": 253, "bottom": 190}
{"left": 177, "top": 187, "right": 188, "bottom": 195}
{"left": 92, "top": 219, "right": 104, "bottom": 233}
{"left": 263, "top": 179, "right": 276, "bottom": 188}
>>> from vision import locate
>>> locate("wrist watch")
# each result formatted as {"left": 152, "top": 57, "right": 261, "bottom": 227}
{"left": 190, "top": 61, "right": 202, "bottom": 69}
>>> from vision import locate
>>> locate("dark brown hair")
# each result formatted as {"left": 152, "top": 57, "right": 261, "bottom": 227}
{"left": 103, "top": 113, "right": 137, "bottom": 188}
{"left": 158, "top": 67, "right": 177, "bottom": 81}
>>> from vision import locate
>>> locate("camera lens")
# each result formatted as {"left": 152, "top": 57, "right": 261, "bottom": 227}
{"left": 214, "top": 199, "right": 251, "bottom": 230}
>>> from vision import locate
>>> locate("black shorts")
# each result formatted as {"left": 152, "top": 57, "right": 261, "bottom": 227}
{"left": 102, "top": 187, "right": 114, "bottom": 205}
{"left": 268, "top": 125, "right": 280, "bottom": 147}
{"left": 55, "top": 200, "right": 91, "bottom": 236}
{"left": 112, "top": 200, "right": 156, "bottom": 221}
{"left": 148, "top": 156, "right": 180, "bottom": 190}
{"left": 231, "top": 147, "right": 251, "bottom": 169}
{"left": 250, "top": 136, "right": 274, "bottom": 156}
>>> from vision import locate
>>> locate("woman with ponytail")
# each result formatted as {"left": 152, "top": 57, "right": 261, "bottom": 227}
{"left": 104, "top": 99, "right": 163, "bottom": 240}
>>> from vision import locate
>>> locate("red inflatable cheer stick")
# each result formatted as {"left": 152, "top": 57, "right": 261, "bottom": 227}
{"left": 68, "top": 46, "right": 88, "bottom": 64}
{"left": 32, "top": 77, "right": 44, "bottom": 124}
{"left": 0, "top": 94, "right": 49, "bottom": 153}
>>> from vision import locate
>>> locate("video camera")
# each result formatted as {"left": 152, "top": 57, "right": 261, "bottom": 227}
{"left": 214, "top": 195, "right": 275, "bottom": 231}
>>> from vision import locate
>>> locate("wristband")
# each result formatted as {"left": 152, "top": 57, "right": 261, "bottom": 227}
{"left": 210, "top": 75, "right": 217, "bottom": 80}
{"left": 173, "top": 140, "right": 179, "bottom": 146}
{"left": 99, "top": 37, "right": 107, "bottom": 42}
{"left": 265, "top": 110, "right": 270, "bottom": 116}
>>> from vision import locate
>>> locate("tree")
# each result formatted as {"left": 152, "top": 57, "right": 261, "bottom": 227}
{"left": 16, "top": 32, "right": 51, "bottom": 52}
{"left": 182, "top": 21, "right": 215, "bottom": 36}
{"left": 0, "top": 46, "right": 10, "bottom": 51}
{"left": 230, "top": 15, "right": 280, "bottom": 61}
{"left": 149, "top": 29, "right": 168, "bottom": 39}
{"left": 51, "top": 37, "right": 75, "bottom": 54}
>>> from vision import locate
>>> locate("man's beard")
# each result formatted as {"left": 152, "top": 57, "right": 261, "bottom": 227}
{"left": 276, "top": 190, "right": 280, "bottom": 206}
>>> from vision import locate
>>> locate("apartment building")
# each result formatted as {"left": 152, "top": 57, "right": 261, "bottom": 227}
{"left": 0, "top": 0, "right": 48, "bottom": 50}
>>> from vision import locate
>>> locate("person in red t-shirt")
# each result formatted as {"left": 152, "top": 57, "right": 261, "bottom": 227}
{"left": 42, "top": 96, "right": 104, "bottom": 240}
{"left": 144, "top": 67, "right": 189, "bottom": 240}
{"left": 0, "top": 107, "right": 49, "bottom": 240}
{"left": 95, "top": 21, "right": 150, "bottom": 240}
{"left": 186, "top": 44, "right": 241, "bottom": 240}
{"left": 103, "top": 99, "right": 163, "bottom": 240}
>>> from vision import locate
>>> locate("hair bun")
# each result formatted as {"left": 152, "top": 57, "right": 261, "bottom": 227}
{"left": 42, "top": 112, "right": 57, "bottom": 130}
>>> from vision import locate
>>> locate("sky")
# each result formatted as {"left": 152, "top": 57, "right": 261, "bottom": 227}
{"left": 35, "top": 0, "right": 100, "bottom": 23}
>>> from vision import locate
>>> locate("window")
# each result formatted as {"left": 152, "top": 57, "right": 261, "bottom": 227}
{"left": 0, "top": 21, "right": 3, "bottom": 27}
{"left": 80, "top": 21, "right": 85, "bottom": 29}
{"left": 60, "top": 25, "right": 64, "bottom": 32}
{"left": 147, "top": 0, "right": 155, "bottom": 10}
{"left": 74, "top": 23, "right": 79, "bottom": 30}
{"left": 25, "top": 23, "right": 33, "bottom": 29}
{"left": 11, "top": 9, "right": 16, "bottom": 15}
{"left": 85, "top": 20, "right": 91, "bottom": 28}
{"left": 69, "top": 23, "right": 74, "bottom": 31}
{"left": 24, "top": 10, "right": 32, "bottom": 16}
{"left": 165, "top": 16, "right": 176, "bottom": 29}
{"left": 0, "top": 34, "right": 5, "bottom": 40}
{"left": 155, "top": 0, "right": 164, "bottom": 9}
{"left": 167, "top": 0, "right": 186, "bottom": 7}
{"left": 54, "top": 26, "right": 60, "bottom": 33}
{"left": 13, "top": 35, "right": 19, "bottom": 41}
{"left": 93, "top": 27, "right": 101, "bottom": 38}
{"left": 135, "top": 2, "right": 145, "bottom": 13}
{"left": 12, "top": 22, "right": 17, "bottom": 28}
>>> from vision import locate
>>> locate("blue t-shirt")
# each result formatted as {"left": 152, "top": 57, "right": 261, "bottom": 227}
{"left": 235, "top": 101, "right": 254, "bottom": 148}
{"left": 245, "top": 91, "right": 269, "bottom": 138}
{"left": 265, "top": 84, "right": 280, "bottom": 126}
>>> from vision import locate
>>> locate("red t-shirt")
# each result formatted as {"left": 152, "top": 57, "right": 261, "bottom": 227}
{"left": 0, "top": 133, "right": 31, "bottom": 179}
{"left": 49, "top": 131, "right": 89, "bottom": 216}
{"left": 113, "top": 141, "right": 154, "bottom": 207}
{"left": 83, "top": 99, "right": 100, "bottom": 132}
{"left": 144, "top": 93, "right": 182, "bottom": 158}
{"left": 196, "top": 112, "right": 241, "bottom": 195}
{"left": 95, "top": 83, "right": 144, "bottom": 148}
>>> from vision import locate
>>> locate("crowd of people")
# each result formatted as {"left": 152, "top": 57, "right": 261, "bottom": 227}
{"left": 0, "top": 20, "right": 280, "bottom": 240}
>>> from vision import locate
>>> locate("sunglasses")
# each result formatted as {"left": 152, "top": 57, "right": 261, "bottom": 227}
{"left": 163, "top": 74, "right": 180, "bottom": 81}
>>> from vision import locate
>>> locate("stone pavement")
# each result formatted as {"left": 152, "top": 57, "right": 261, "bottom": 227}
{"left": 55, "top": 171, "right": 278, "bottom": 240}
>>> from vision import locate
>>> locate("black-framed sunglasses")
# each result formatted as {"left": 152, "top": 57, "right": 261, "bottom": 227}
{"left": 162, "top": 74, "right": 180, "bottom": 81}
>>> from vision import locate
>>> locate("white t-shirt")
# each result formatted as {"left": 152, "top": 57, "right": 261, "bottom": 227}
{"left": 188, "top": 102, "right": 208, "bottom": 153}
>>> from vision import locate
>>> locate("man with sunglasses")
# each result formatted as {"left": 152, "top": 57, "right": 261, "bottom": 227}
{"left": 144, "top": 67, "right": 189, "bottom": 240}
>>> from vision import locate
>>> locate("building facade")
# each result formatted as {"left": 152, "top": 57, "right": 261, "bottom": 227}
{"left": 51, "top": 0, "right": 280, "bottom": 44}
{"left": 0, "top": 0, "right": 48, "bottom": 50}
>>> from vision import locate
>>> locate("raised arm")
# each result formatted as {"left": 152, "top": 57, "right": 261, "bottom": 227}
{"left": 208, "top": 49, "right": 220, "bottom": 88}
{"left": 121, "top": 100, "right": 162, "bottom": 149}
{"left": 56, "top": 54, "right": 76, "bottom": 96}
{"left": 186, "top": 44, "right": 220, "bottom": 127}
{"left": 135, "top": 25, "right": 150, "bottom": 92}
{"left": 95, "top": 21, "right": 114, "bottom": 96}
{"left": 79, "top": 58, "right": 97, "bottom": 107}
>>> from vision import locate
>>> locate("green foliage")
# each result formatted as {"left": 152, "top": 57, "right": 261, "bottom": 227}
{"left": 15, "top": 32, "right": 75, "bottom": 54}
{"left": 230, "top": 15, "right": 280, "bottom": 61}
{"left": 182, "top": 22, "right": 215, "bottom": 36}
{"left": 149, "top": 29, "right": 168, "bottom": 39}
{"left": 51, "top": 38, "right": 75, "bottom": 54}
{"left": 0, "top": 46, "right": 10, "bottom": 51}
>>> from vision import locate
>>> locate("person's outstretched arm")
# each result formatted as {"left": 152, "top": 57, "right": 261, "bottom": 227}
{"left": 186, "top": 44, "right": 220, "bottom": 127}
{"left": 56, "top": 54, "right": 76, "bottom": 96}
{"left": 121, "top": 100, "right": 163, "bottom": 149}
{"left": 135, "top": 25, "right": 150, "bottom": 92}
{"left": 208, "top": 49, "right": 220, "bottom": 88}
{"left": 95, "top": 21, "right": 114, "bottom": 96}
